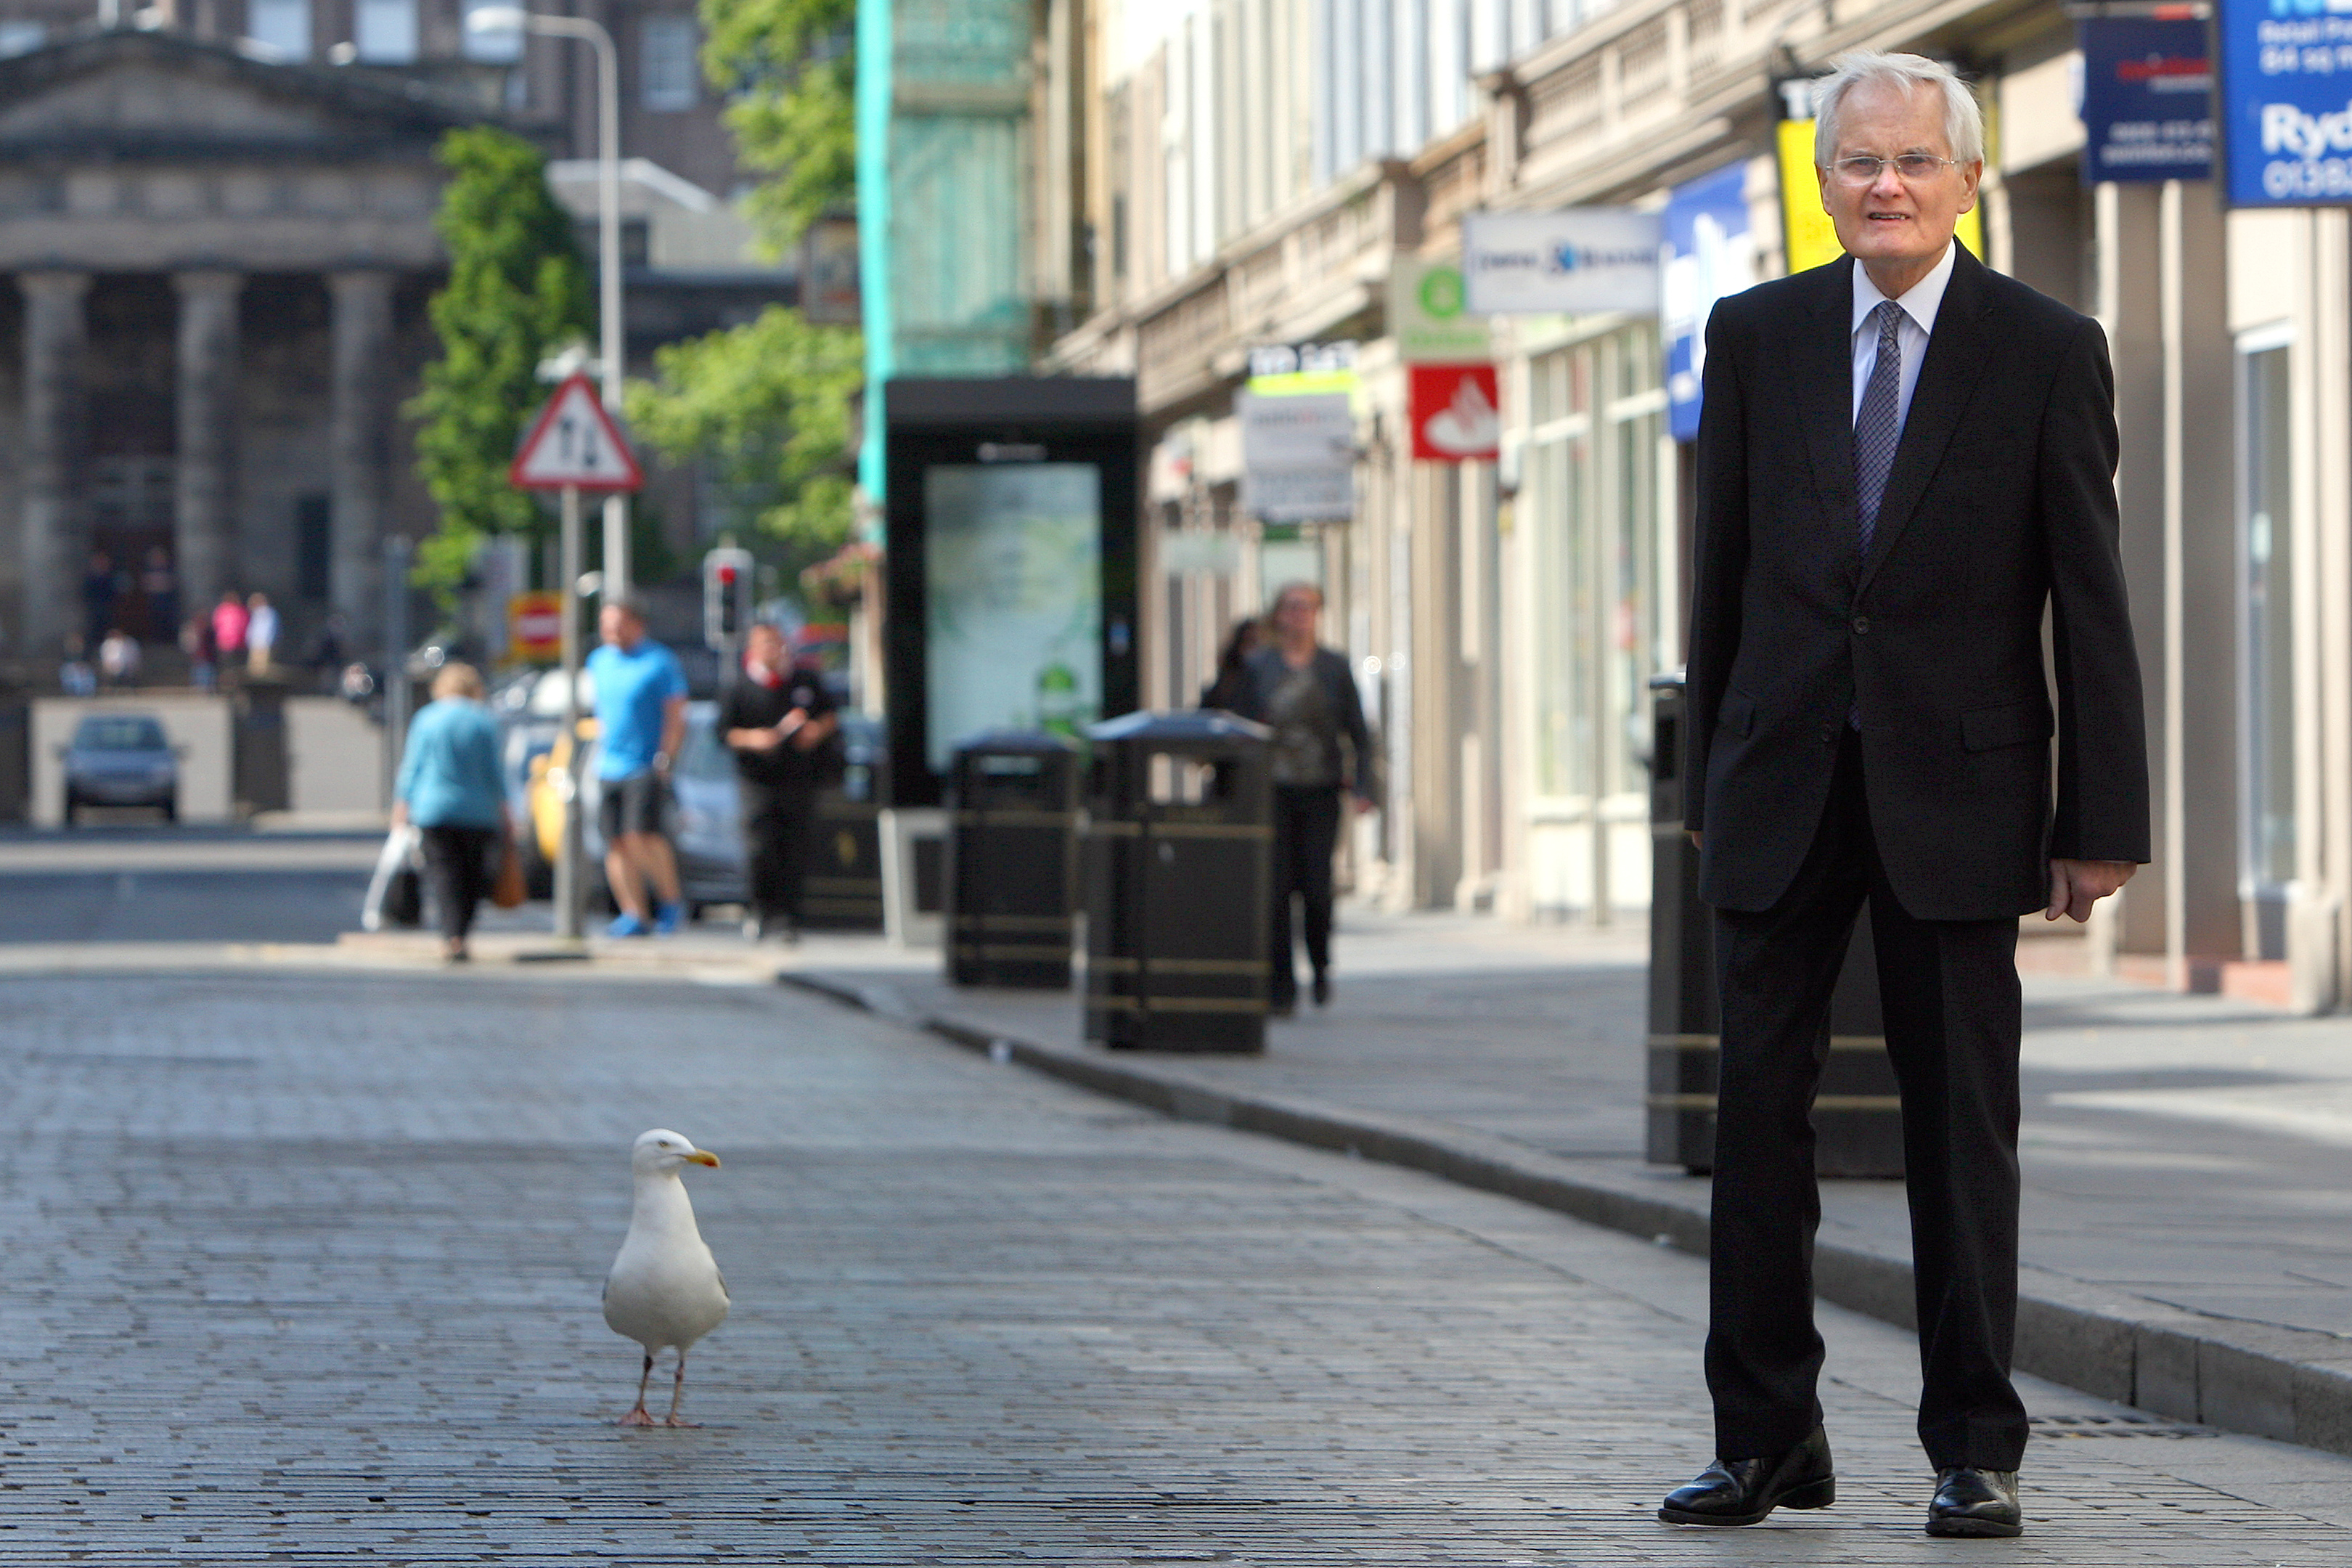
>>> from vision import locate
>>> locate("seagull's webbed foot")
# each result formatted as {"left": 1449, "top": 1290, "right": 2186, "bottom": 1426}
{"left": 617, "top": 1351, "right": 659, "bottom": 1426}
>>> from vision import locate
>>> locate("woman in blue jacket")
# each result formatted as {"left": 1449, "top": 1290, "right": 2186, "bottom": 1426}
{"left": 393, "top": 662, "right": 511, "bottom": 962}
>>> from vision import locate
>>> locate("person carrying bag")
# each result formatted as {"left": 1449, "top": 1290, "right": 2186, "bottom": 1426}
{"left": 391, "top": 661, "right": 514, "bottom": 963}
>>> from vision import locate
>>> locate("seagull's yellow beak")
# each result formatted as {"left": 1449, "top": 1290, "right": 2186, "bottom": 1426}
{"left": 686, "top": 1149, "right": 719, "bottom": 1167}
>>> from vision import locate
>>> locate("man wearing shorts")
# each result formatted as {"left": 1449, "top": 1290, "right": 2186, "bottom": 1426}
{"left": 587, "top": 596, "right": 690, "bottom": 936}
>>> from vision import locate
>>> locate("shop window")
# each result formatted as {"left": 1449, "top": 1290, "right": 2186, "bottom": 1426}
{"left": 2237, "top": 327, "right": 2296, "bottom": 956}
{"left": 642, "top": 15, "right": 698, "bottom": 112}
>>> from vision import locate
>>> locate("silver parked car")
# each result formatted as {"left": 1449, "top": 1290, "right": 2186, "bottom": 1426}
{"left": 62, "top": 713, "right": 179, "bottom": 825}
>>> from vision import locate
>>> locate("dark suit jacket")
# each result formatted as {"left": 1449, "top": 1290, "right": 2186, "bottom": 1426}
{"left": 1684, "top": 245, "right": 2149, "bottom": 921}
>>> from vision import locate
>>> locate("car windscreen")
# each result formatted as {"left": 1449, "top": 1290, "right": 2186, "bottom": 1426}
{"left": 74, "top": 717, "right": 168, "bottom": 751}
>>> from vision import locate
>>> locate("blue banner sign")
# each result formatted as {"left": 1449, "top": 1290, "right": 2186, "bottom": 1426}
{"left": 1661, "top": 163, "right": 1755, "bottom": 444}
{"left": 2218, "top": 0, "right": 2352, "bottom": 203}
{"left": 2078, "top": 17, "right": 2214, "bottom": 182}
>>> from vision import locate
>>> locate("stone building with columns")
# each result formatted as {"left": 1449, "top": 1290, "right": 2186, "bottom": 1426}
{"left": 0, "top": 27, "right": 460, "bottom": 659}
{"left": 0, "top": 6, "right": 790, "bottom": 669}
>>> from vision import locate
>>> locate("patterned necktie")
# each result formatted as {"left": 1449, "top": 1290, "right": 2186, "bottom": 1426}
{"left": 1853, "top": 300, "right": 1906, "bottom": 558}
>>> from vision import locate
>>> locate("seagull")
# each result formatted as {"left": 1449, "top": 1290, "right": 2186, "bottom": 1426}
{"left": 603, "top": 1128, "right": 730, "bottom": 1426}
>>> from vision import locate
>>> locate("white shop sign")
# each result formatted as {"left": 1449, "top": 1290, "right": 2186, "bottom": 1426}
{"left": 1461, "top": 208, "right": 1665, "bottom": 317}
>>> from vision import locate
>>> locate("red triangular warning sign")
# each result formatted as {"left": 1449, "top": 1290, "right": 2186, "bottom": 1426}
{"left": 509, "top": 373, "right": 643, "bottom": 491}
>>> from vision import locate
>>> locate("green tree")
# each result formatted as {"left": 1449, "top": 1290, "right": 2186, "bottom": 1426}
{"left": 626, "top": 306, "right": 862, "bottom": 578}
{"left": 700, "top": 0, "right": 854, "bottom": 254}
{"left": 407, "top": 128, "right": 593, "bottom": 599}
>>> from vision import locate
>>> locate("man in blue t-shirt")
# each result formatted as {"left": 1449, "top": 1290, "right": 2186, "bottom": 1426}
{"left": 585, "top": 597, "right": 690, "bottom": 936}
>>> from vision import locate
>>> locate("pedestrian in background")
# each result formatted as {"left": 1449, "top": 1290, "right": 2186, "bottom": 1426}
{"left": 81, "top": 550, "right": 118, "bottom": 651}
{"left": 587, "top": 595, "right": 689, "bottom": 937}
{"left": 393, "top": 661, "right": 511, "bottom": 964}
{"left": 720, "top": 621, "right": 838, "bottom": 943}
{"left": 245, "top": 592, "right": 279, "bottom": 677}
{"left": 211, "top": 591, "right": 248, "bottom": 680}
{"left": 1198, "top": 616, "right": 1262, "bottom": 712}
{"left": 140, "top": 547, "right": 178, "bottom": 644}
{"left": 180, "top": 613, "right": 216, "bottom": 693}
{"left": 1236, "top": 581, "right": 1375, "bottom": 1014}
{"left": 58, "top": 634, "right": 96, "bottom": 697}
{"left": 1665, "top": 52, "right": 2146, "bottom": 1540}
{"left": 98, "top": 627, "right": 139, "bottom": 688}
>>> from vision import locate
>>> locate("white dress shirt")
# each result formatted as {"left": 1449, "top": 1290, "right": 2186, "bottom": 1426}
{"left": 1850, "top": 242, "right": 1956, "bottom": 430}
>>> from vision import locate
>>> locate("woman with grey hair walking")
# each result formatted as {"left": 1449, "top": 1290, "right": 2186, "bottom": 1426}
{"left": 393, "top": 661, "right": 512, "bottom": 962}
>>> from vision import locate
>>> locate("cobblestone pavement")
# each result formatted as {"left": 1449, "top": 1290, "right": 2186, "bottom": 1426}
{"left": 802, "top": 909, "right": 2352, "bottom": 1350}
{"left": 4, "top": 969, "right": 2351, "bottom": 1564}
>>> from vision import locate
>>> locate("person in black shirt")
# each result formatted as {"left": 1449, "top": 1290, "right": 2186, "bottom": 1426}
{"left": 718, "top": 622, "right": 839, "bottom": 942}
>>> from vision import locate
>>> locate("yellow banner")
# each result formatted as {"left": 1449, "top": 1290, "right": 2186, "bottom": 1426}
{"left": 1776, "top": 119, "right": 1982, "bottom": 276}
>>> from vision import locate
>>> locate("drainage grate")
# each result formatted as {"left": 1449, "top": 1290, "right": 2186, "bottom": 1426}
{"left": 2031, "top": 1415, "right": 2215, "bottom": 1439}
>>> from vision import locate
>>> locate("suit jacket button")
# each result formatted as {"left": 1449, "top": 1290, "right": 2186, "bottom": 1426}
{"left": 1819, "top": 724, "right": 1835, "bottom": 743}
{"left": 1853, "top": 616, "right": 1870, "bottom": 634}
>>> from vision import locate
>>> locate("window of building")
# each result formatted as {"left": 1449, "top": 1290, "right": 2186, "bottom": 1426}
{"left": 642, "top": 15, "right": 698, "bottom": 112}
{"left": 462, "top": 0, "right": 521, "bottom": 63}
{"left": 354, "top": 0, "right": 417, "bottom": 64}
{"left": 245, "top": 0, "right": 306, "bottom": 59}
{"left": 0, "top": 20, "right": 46, "bottom": 56}
{"left": 1522, "top": 324, "right": 1670, "bottom": 920}
{"left": 2237, "top": 324, "right": 2297, "bottom": 957}
{"left": 295, "top": 496, "right": 332, "bottom": 603}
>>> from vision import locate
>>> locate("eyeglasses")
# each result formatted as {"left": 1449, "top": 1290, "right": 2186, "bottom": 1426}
{"left": 1827, "top": 154, "right": 1962, "bottom": 186}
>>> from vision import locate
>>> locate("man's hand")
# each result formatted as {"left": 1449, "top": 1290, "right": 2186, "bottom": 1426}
{"left": 2046, "top": 859, "right": 2136, "bottom": 922}
{"left": 1688, "top": 830, "right": 1702, "bottom": 850}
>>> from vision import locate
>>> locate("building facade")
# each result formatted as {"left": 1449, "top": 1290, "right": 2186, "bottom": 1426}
{"left": 1032, "top": 0, "right": 2352, "bottom": 1013}
{"left": 0, "top": 4, "right": 786, "bottom": 671}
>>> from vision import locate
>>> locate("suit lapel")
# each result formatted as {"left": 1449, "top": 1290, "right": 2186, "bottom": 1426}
{"left": 1855, "top": 245, "right": 1996, "bottom": 595}
{"left": 1795, "top": 260, "right": 1857, "bottom": 542}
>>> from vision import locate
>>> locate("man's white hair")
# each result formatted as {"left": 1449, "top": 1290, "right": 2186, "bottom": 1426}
{"left": 1811, "top": 50, "right": 1985, "bottom": 168}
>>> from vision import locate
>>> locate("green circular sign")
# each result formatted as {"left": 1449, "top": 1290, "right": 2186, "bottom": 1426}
{"left": 1418, "top": 266, "right": 1465, "bottom": 320}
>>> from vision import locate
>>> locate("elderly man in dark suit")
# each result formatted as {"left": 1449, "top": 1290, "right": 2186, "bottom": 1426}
{"left": 1658, "top": 51, "right": 2149, "bottom": 1539}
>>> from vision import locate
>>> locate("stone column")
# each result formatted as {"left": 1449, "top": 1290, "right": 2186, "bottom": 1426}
{"left": 173, "top": 270, "right": 244, "bottom": 620}
{"left": 328, "top": 270, "right": 395, "bottom": 645}
{"left": 19, "top": 271, "right": 90, "bottom": 657}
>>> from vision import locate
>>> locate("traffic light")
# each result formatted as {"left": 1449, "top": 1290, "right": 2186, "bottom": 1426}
{"left": 703, "top": 547, "right": 754, "bottom": 649}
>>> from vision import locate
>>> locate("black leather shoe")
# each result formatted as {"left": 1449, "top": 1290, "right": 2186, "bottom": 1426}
{"left": 1658, "top": 1426, "right": 1834, "bottom": 1527}
{"left": 1311, "top": 973, "right": 1331, "bottom": 1008}
{"left": 1926, "top": 1467, "right": 2022, "bottom": 1538}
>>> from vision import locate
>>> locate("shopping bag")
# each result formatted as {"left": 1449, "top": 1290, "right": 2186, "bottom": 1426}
{"left": 383, "top": 862, "right": 422, "bottom": 927}
{"left": 362, "top": 824, "right": 425, "bottom": 931}
{"left": 491, "top": 834, "right": 527, "bottom": 909}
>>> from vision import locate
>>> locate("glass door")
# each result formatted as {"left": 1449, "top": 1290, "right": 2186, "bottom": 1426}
{"left": 2236, "top": 326, "right": 2295, "bottom": 960}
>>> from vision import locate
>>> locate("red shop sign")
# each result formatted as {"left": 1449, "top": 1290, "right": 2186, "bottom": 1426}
{"left": 1408, "top": 363, "right": 1500, "bottom": 462}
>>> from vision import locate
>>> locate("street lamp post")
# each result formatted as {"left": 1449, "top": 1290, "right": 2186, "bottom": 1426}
{"left": 468, "top": 6, "right": 631, "bottom": 600}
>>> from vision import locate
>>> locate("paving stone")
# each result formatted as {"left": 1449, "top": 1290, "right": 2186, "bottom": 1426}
{"left": 0, "top": 970, "right": 2346, "bottom": 1563}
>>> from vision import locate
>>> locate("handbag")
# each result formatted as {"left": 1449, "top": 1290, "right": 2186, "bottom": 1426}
{"left": 491, "top": 833, "right": 527, "bottom": 909}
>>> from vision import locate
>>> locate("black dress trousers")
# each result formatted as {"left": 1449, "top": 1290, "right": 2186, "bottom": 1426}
{"left": 1706, "top": 729, "right": 2028, "bottom": 1471}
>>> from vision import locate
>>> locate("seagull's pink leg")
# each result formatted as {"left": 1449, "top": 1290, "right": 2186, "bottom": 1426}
{"left": 618, "top": 1352, "right": 658, "bottom": 1426}
{"left": 663, "top": 1349, "right": 697, "bottom": 1426}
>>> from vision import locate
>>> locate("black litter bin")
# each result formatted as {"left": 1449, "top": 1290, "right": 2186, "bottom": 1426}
{"left": 1647, "top": 672, "right": 1904, "bottom": 1177}
{"left": 944, "top": 730, "right": 1079, "bottom": 987}
{"left": 1082, "top": 710, "right": 1273, "bottom": 1051}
